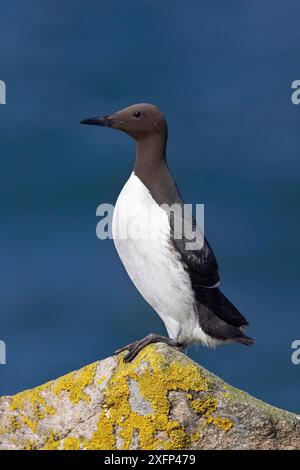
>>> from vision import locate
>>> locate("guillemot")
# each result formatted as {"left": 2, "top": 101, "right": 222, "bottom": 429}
{"left": 81, "top": 103, "right": 254, "bottom": 362}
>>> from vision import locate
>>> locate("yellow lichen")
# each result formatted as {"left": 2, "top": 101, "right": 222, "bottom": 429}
{"left": 6, "top": 415, "right": 21, "bottom": 433}
{"left": 84, "top": 345, "right": 231, "bottom": 450}
{"left": 53, "top": 362, "right": 97, "bottom": 404}
{"left": 21, "top": 415, "right": 38, "bottom": 433}
{"left": 41, "top": 432, "right": 60, "bottom": 450}
{"left": 8, "top": 380, "right": 55, "bottom": 435}
{"left": 190, "top": 431, "right": 201, "bottom": 442}
{"left": 191, "top": 396, "right": 218, "bottom": 415}
{"left": 23, "top": 439, "right": 37, "bottom": 450}
{"left": 10, "top": 387, "right": 47, "bottom": 416}
{"left": 63, "top": 437, "right": 81, "bottom": 450}
{"left": 45, "top": 405, "right": 55, "bottom": 415}
{"left": 5, "top": 362, "right": 96, "bottom": 447}
{"left": 191, "top": 396, "right": 233, "bottom": 431}
{"left": 211, "top": 416, "right": 233, "bottom": 431}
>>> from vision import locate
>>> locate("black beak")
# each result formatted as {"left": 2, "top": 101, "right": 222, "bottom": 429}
{"left": 80, "top": 116, "right": 114, "bottom": 127}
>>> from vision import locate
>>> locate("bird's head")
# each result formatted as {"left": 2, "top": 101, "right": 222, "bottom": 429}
{"left": 81, "top": 103, "right": 167, "bottom": 141}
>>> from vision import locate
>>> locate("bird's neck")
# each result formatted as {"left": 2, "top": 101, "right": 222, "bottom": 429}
{"left": 134, "top": 133, "right": 168, "bottom": 187}
{"left": 133, "top": 133, "right": 180, "bottom": 206}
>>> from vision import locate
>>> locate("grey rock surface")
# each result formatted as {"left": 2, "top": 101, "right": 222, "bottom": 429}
{"left": 0, "top": 343, "right": 299, "bottom": 450}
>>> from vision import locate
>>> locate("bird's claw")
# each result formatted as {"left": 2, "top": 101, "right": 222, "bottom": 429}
{"left": 114, "top": 334, "right": 186, "bottom": 363}
{"left": 114, "top": 341, "right": 137, "bottom": 355}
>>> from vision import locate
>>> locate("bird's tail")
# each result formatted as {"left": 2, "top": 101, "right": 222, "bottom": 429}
{"left": 195, "top": 287, "right": 255, "bottom": 346}
{"left": 236, "top": 334, "right": 255, "bottom": 346}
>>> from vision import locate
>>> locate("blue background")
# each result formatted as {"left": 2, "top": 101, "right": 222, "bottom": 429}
{"left": 0, "top": 0, "right": 299, "bottom": 412}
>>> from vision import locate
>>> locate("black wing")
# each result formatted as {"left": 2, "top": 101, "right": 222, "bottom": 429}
{"left": 170, "top": 212, "right": 250, "bottom": 327}
{"left": 172, "top": 230, "right": 249, "bottom": 327}
{"left": 195, "top": 287, "right": 249, "bottom": 327}
{"left": 171, "top": 211, "right": 220, "bottom": 288}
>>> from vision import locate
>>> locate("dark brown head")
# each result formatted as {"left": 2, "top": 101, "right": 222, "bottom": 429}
{"left": 81, "top": 103, "right": 167, "bottom": 142}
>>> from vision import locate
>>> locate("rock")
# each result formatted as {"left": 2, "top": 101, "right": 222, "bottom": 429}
{"left": 0, "top": 343, "right": 299, "bottom": 450}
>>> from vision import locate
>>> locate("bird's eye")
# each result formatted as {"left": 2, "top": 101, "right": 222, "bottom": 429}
{"left": 133, "top": 111, "right": 142, "bottom": 118}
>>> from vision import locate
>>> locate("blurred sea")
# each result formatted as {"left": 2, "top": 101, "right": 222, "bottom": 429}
{"left": 0, "top": 0, "right": 299, "bottom": 412}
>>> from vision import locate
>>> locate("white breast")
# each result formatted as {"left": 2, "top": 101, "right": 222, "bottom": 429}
{"left": 112, "top": 173, "right": 216, "bottom": 346}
